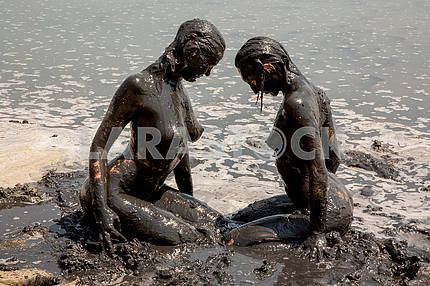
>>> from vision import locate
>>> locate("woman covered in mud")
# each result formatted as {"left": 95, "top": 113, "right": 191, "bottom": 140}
{"left": 80, "top": 19, "right": 226, "bottom": 250}
{"left": 81, "top": 24, "right": 351, "bottom": 256}
{"left": 229, "top": 37, "right": 353, "bottom": 258}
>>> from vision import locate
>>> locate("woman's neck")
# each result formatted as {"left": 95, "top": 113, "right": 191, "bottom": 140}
{"left": 281, "top": 73, "right": 302, "bottom": 96}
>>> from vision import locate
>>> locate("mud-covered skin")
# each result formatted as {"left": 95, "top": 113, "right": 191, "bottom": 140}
{"left": 226, "top": 173, "right": 353, "bottom": 246}
{"left": 79, "top": 19, "right": 225, "bottom": 249}
{"left": 154, "top": 185, "right": 223, "bottom": 230}
{"left": 224, "top": 215, "right": 311, "bottom": 247}
{"left": 235, "top": 37, "right": 349, "bottom": 253}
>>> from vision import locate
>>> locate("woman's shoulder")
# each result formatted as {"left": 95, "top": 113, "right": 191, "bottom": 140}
{"left": 283, "top": 86, "right": 320, "bottom": 125}
{"left": 118, "top": 69, "right": 160, "bottom": 95}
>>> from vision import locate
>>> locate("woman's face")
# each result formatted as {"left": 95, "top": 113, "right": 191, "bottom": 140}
{"left": 238, "top": 60, "right": 284, "bottom": 96}
{"left": 181, "top": 44, "right": 218, "bottom": 82}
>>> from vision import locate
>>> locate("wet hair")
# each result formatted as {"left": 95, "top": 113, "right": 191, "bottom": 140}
{"left": 160, "top": 19, "right": 226, "bottom": 75}
{"left": 235, "top": 36, "right": 300, "bottom": 77}
{"left": 235, "top": 37, "right": 301, "bottom": 110}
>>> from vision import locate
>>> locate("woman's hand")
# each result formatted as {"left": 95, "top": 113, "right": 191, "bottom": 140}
{"left": 94, "top": 205, "right": 126, "bottom": 253}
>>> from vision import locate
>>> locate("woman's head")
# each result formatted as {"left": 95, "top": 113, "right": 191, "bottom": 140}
{"left": 162, "top": 19, "right": 226, "bottom": 82}
{"left": 235, "top": 37, "right": 300, "bottom": 96}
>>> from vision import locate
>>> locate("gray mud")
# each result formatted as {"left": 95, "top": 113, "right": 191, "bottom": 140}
{"left": 0, "top": 184, "right": 51, "bottom": 209}
{"left": 343, "top": 149, "right": 400, "bottom": 180}
{"left": 0, "top": 171, "right": 429, "bottom": 285}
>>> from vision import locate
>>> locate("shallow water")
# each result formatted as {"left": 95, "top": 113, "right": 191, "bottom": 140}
{"left": 0, "top": 203, "right": 62, "bottom": 273}
{"left": 0, "top": 0, "right": 429, "bottom": 247}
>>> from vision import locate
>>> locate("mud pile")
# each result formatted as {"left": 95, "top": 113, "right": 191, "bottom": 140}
{"left": 0, "top": 170, "right": 429, "bottom": 285}
{"left": 0, "top": 184, "right": 51, "bottom": 209}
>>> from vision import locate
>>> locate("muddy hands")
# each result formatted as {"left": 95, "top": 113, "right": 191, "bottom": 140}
{"left": 95, "top": 206, "right": 126, "bottom": 253}
{"left": 302, "top": 232, "right": 328, "bottom": 262}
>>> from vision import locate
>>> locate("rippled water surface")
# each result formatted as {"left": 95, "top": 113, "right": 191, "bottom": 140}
{"left": 1, "top": 0, "right": 429, "bottom": 236}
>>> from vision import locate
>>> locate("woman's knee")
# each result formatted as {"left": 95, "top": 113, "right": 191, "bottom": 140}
{"left": 326, "top": 173, "right": 353, "bottom": 233}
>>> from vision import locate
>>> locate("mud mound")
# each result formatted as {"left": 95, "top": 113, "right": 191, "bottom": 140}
{"left": 343, "top": 150, "right": 400, "bottom": 180}
{"left": 0, "top": 184, "right": 51, "bottom": 209}
{"left": 1, "top": 170, "right": 429, "bottom": 285}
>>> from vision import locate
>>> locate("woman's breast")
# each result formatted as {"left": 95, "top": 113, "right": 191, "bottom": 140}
{"left": 130, "top": 88, "right": 187, "bottom": 166}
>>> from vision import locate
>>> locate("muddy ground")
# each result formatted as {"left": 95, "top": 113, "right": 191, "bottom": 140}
{"left": 0, "top": 150, "right": 429, "bottom": 285}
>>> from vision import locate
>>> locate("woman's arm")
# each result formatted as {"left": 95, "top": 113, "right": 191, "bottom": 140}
{"left": 89, "top": 75, "right": 140, "bottom": 249}
{"left": 287, "top": 95, "right": 328, "bottom": 233}
{"left": 181, "top": 90, "right": 204, "bottom": 142}
{"left": 173, "top": 153, "right": 193, "bottom": 196}
{"left": 322, "top": 103, "right": 340, "bottom": 174}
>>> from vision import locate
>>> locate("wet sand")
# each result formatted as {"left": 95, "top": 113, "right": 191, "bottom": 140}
{"left": 0, "top": 121, "right": 83, "bottom": 187}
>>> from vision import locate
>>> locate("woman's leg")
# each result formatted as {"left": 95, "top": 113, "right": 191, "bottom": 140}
{"left": 223, "top": 214, "right": 310, "bottom": 246}
{"left": 106, "top": 159, "right": 202, "bottom": 245}
{"left": 230, "top": 194, "right": 297, "bottom": 223}
{"left": 153, "top": 187, "right": 226, "bottom": 242}
{"left": 223, "top": 173, "right": 353, "bottom": 246}
{"left": 325, "top": 172, "right": 353, "bottom": 234}
{"left": 154, "top": 187, "right": 222, "bottom": 226}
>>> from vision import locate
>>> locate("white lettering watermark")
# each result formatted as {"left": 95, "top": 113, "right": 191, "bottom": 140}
{"left": 81, "top": 126, "right": 341, "bottom": 161}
